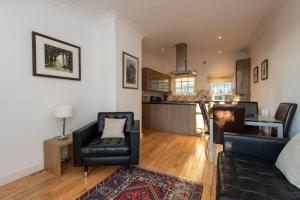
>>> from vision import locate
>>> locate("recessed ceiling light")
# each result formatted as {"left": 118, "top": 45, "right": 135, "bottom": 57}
{"left": 218, "top": 50, "right": 222, "bottom": 54}
{"left": 218, "top": 35, "right": 222, "bottom": 40}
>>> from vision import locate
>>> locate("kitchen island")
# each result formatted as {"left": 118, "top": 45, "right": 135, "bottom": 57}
{"left": 142, "top": 102, "right": 199, "bottom": 135}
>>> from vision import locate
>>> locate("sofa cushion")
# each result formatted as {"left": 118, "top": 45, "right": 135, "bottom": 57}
{"left": 276, "top": 133, "right": 300, "bottom": 189}
{"left": 217, "top": 152, "right": 300, "bottom": 200}
{"left": 102, "top": 118, "right": 126, "bottom": 138}
{"left": 81, "top": 137, "right": 130, "bottom": 157}
{"left": 98, "top": 112, "right": 134, "bottom": 133}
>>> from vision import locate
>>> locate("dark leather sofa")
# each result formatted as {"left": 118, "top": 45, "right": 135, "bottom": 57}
{"left": 217, "top": 133, "right": 300, "bottom": 200}
{"left": 73, "top": 112, "right": 140, "bottom": 176}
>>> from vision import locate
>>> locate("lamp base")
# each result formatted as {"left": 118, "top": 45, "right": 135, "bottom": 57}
{"left": 57, "top": 135, "right": 69, "bottom": 140}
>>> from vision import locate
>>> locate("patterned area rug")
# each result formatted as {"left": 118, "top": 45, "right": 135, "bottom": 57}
{"left": 78, "top": 166, "right": 202, "bottom": 200}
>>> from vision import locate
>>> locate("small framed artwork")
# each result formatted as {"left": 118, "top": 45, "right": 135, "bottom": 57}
{"left": 32, "top": 31, "right": 81, "bottom": 81}
{"left": 261, "top": 59, "right": 268, "bottom": 80}
{"left": 253, "top": 66, "right": 259, "bottom": 83}
{"left": 122, "top": 52, "right": 139, "bottom": 89}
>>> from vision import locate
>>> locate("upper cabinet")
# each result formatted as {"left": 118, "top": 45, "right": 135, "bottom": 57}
{"left": 142, "top": 68, "right": 171, "bottom": 92}
{"left": 236, "top": 59, "right": 251, "bottom": 101}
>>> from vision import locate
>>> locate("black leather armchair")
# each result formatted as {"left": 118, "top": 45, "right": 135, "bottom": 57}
{"left": 216, "top": 133, "right": 300, "bottom": 200}
{"left": 73, "top": 112, "right": 140, "bottom": 177}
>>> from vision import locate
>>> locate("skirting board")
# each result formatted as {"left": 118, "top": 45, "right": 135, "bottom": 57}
{"left": 0, "top": 163, "right": 44, "bottom": 187}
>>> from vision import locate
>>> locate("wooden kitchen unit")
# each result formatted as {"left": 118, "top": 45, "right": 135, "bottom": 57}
{"left": 142, "top": 102, "right": 198, "bottom": 135}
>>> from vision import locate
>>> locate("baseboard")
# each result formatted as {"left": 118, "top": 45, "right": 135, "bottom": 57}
{"left": 0, "top": 163, "right": 44, "bottom": 187}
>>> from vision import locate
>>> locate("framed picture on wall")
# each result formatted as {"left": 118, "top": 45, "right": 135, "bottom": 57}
{"left": 253, "top": 66, "right": 259, "bottom": 83}
{"left": 32, "top": 31, "right": 81, "bottom": 81}
{"left": 261, "top": 59, "right": 268, "bottom": 80}
{"left": 122, "top": 52, "right": 139, "bottom": 89}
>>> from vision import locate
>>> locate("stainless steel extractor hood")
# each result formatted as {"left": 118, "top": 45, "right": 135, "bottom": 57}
{"left": 168, "top": 43, "right": 196, "bottom": 76}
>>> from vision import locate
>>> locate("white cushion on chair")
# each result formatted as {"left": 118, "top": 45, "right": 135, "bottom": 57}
{"left": 276, "top": 133, "right": 300, "bottom": 189}
{"left": 101, "top": 118, "right": 126, "bottom": 138}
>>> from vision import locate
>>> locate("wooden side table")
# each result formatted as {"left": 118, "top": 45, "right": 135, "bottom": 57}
{"left": 44, "top": 135, "right": 73, "bottom": 176}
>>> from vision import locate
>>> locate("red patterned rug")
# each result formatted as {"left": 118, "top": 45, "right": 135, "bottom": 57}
{"left": 78, "top": 166, "right": 202, "bottom": 200}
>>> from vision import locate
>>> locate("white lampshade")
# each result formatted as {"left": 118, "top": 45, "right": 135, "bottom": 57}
{"left": 54, "top": 105, "right": 73, "bottom": 118}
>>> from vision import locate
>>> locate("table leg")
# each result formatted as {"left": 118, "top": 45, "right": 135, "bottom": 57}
{"left": 277, "top": 124, "right": 284, "bottom": 138}
{"left": 209, "top": 119, "right": 214, "bottom": 163}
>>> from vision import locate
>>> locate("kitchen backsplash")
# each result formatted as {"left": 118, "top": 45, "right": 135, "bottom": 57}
{"left": 143, "top": 89, "right": 241, "bottom": 102}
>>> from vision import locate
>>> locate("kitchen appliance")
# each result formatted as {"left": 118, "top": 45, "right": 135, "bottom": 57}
{"left": 150, "top": 96, "right": 162, "bottom": 103}
{"left": 168, "top": 43, "right": 197, "bottom": 76}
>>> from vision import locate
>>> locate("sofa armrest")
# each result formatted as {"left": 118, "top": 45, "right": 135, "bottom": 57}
{"left": 224, "top": 133, "right": 288, "bottom": 163}
{"left": 129, "top": 120, "right": 140, "bottom": 164}
{"left": 72, "top": 121, "right": 98, "bottom": 166}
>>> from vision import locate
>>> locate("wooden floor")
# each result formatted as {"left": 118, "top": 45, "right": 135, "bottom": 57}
{"left": 0, "top": 130, "right": 220, "bottom": 200}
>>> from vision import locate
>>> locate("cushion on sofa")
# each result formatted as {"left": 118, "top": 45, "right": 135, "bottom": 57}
{"left": 217, "top": 152, "right": 300, "bottom": 200}
{"left": 81, "top": 137, "right": 130, "bottom": 157}
{"left": 102, "top": 118, "right": 126, "bottom": 138}
{"left": 276, "top": 133, "right": 300, "bottom": 189}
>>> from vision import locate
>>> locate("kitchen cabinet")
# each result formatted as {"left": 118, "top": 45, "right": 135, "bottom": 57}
{"left": 142, "top": 68, "right": 171, "bottom": 92}
{"left": 236, "top": 59, "right": 251, "bottom": 101}
{"left": 142, "top": 103, "right": 197, "bottom": 135}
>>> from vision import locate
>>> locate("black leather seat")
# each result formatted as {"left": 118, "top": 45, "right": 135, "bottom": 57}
{"left": 217, "top": 133, "right": 300, "bottom": 200}
{"left": 73, "top": 112, "right": 140, "bottom": 177}
{"left": 81, "top": 137, "right": 130, "bottom": 157}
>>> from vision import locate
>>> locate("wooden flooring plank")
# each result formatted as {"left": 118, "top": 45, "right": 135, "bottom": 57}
{"left": 0, "top": 130, "right": 218, "bottom": 200}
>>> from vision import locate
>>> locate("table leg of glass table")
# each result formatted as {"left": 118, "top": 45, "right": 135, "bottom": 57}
{"left": 209, "top": 119, "right": 214, "bottom": 163}
{"left": 277, "top": 124, "right": 284, "bottom": 138}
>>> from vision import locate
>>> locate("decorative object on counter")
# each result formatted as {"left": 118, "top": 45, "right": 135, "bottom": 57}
{"left": 163, "top": 94, "right": 168, "bottom": 101}
{"left": 253, "top": 66, "right": 259, "bottom": 83}
{"left": 32, "top": 32, "right": 81, "bottom": 80}
{"left": 261, "top": 108, "right": 269, "bottom": 117}
{"left": 123, "top": 52, "right": 139, "bottom": 89}
{"left": 54, "top": 104, "right": 73, "bottom": 140}
{"left": 261, "top": 59, "right": 268, "bottom": 80}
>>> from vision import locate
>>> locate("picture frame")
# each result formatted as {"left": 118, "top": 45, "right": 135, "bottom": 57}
{"left": 261, "top": 59, "right": 268, "bottom": 80}
{"left": 122, "top": 52, "right": 139, "bottom": 89}
{"left": 32, "top": 31, "right": 81, "bottom": 81}
{"left": 253, "top": 66, "right": 259, "bottom": 83}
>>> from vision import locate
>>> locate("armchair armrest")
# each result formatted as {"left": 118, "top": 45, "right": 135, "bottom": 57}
{"left": 72, "top": 121, "right": 98, "bottom": 166}
{"left": 224, "top": 133, "right": 288, "bottom": 163}
{"left": 129, "top": 120, "right": 140, "bottom": 164}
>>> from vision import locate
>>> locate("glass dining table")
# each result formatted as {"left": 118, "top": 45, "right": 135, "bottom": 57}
{"left": 208, "top": 115, "right": 283, "bottom": 162}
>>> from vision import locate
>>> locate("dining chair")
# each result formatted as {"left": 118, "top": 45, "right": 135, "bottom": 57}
{"left": 237, "top": 102, "right": 259, "bottom": 133}
{"left": 271, "top": 103, "right": 297, "bottom": 138}
{"left": 213, "top": 105, "right": 246, "bottom": 145}
{"left": 237, "top": 102, "right": 258, "bottom": 117}
{"left": 199, "top": 102, "right": 210, "bottom": 155}
{"left": 199, "top": 102, "right": 209, "bottom": 134}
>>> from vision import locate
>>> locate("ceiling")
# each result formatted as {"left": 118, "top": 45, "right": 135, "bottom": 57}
{"left": 55, "top": 0, "right": 286, "bottom": 57}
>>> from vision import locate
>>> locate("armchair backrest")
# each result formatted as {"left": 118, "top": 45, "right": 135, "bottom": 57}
{"left": 98, "top": 112, "right": 134, "bottom": 134}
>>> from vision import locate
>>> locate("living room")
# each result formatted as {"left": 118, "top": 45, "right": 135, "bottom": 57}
{"left": 1, "top": 0, "right": 300, "bottom": 200}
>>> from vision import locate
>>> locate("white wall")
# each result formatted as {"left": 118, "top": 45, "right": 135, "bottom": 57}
{"left": 184, "top": 52, "right": 250, "bottom": 91}
{"left": 115, "top": 16, "right": 143, "bottom": 122}
{"left": 250, "top": 0, "right": 300, "bottom": 137}
{"left": 0, "top": 1, "right": 142, "bottom": 186}
{"left": 142, "top": 50, "right": 166, "bottom": 73}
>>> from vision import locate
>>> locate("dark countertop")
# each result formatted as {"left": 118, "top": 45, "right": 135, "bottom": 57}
{"left": 142, "top": 100, "right": 256, "bottom": 105}
{"left": 142, "top": 101, "right": 198, "bottom": 105}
